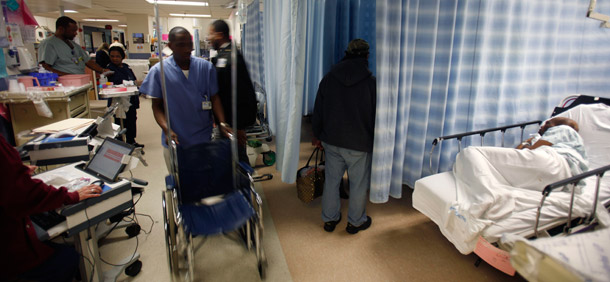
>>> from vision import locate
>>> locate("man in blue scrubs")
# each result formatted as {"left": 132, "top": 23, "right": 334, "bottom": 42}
{"left": 139, "top": 27, "right": 230, "bottom": 170}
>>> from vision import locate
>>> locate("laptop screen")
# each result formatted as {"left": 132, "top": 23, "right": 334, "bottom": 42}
{"left": 85, "top": 138, "right": 134, "bottom": 182}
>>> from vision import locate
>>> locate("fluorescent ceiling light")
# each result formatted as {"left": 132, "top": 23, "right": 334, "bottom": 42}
{"left": 146, "top": 0, "right": 208, "bottom": 6}
{"left": 64, "top": 10, "right": 78, "bottom": 13}
{"left": 83, "top": 19, "right": 120, "bottom": 22}
{"left": 118, "top": 24, "right": 127, "bottom": 27}
{"left": 169, "top": 13, "right": 211, "bottom": 18}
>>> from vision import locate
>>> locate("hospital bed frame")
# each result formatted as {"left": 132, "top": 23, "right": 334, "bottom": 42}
{"left": 535, "top": 163, "right": 610, "bottom": 237}
{"left": 245, "top": 82, "right": 273, "bottom": 141}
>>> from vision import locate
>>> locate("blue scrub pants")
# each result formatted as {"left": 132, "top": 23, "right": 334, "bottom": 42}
{"left": 321, "top": 142, "right": 371, "bottom": 226}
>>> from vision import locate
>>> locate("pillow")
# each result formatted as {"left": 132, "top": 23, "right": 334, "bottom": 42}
{"left": 555, "top": 103, "right": 610, "bottom": 169}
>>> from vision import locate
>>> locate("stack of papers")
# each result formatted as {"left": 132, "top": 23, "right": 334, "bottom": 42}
{"left": 32, "top": 118, "right": 95, "bottom": 134}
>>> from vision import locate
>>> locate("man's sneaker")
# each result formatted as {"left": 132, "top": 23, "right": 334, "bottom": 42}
{"left": 346, "top": 216, "right": 372, "bottom": 234}
{"left": 323, "top": 214, "right": 342, "bottom": 232}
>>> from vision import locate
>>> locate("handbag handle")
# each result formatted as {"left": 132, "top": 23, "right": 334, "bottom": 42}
{"left": 305, "top": 147, "right": 320, "bottom": 168}
{"left": 304, "top": 147, "right": 325, "bottom": 178}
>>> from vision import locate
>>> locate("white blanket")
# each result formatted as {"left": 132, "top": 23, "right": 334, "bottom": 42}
{"left": 444, "top": 146, "right": 589, "bottom": 253}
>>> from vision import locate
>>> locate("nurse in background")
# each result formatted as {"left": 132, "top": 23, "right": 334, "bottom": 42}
{"left": 107, "top": 46, "right": 143, "bottom": 148}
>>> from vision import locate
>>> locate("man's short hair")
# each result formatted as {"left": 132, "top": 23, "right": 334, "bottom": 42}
{"left": 56, "top": 16, "right": 76, "bottom": 30}
{"left": 211, "top": 20, "right": 230, "bottom": 39}
{"left": 345, "top": 39, "right": 369, "bottom": 56}
{"left": 109, "top": 46, "right": 126, "bottom": 59}
{"left": 113, "top": 37, "right": 119, "bottom": 41}
{"left": 168, "top": 26, "right": 191, "bottom": 42}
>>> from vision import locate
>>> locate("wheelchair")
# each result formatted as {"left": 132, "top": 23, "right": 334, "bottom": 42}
{"left": 161, "top": 139, "right": 267, "bottom": 281}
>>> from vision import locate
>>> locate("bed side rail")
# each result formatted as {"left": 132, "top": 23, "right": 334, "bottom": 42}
{"left": 535, "top": 164, "right": 610, "bottom": 237}
{"left": 429, "top": 120, "right": 542, "bottom": 173}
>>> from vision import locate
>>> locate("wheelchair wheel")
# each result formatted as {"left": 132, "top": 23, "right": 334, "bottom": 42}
{"left": 162, "top": 190, "right": 180, "bottom": 280}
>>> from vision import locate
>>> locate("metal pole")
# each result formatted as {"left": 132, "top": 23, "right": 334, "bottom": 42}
{"left": 230, "top": 12, "right": 239, "bottom": 188}
{"left": 154, "top": 2, "right": 175, "bottom": 176}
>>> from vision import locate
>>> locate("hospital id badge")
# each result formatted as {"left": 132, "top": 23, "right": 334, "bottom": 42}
{"left": 202, "top": 101, "right": 212, "bottom": 110}
{"left": 216, "top": 58, "right": 227, "bottom": 68}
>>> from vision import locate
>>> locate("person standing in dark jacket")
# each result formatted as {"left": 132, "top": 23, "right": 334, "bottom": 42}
{"left": 208, "top": 20, "right": 258, "bottom": 163}
{"left": 95, "top": 42, "right": 111, "bottom": 70}
{"left": 312, "top": 39, "right": 376, "bottom": 234}
{"left": 107, "top": 46, "right": 143, "bottom": 147}
{"left": 0, "top": 135, "right": 102, "bottom": 281}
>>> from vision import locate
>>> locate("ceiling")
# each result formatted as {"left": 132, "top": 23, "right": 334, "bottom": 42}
{"left": 24, "top": 0, "right": 238, "bottom": 26}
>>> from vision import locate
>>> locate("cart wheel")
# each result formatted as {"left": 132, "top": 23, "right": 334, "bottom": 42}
{"left": 125, "top": 260, "right": 142, "bottom": 277}
{"left": 258, "top": 262, "right": 266, "bottom": 279}
{"left": 262, "top": 151, "right": 275, "bottom": 166}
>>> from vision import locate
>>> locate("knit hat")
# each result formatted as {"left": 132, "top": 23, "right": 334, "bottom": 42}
{"left": 345, "top": 39, "right": 369, "bottom": 56}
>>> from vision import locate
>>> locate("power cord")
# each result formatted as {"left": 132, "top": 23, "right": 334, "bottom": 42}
{"left": 135, "top": 213, "right": 155, "bottom": 235}
{"left": 84, "top": 202, "right": 96, "bottom": 282}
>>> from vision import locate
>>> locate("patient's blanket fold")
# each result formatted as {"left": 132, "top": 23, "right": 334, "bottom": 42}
{"left": 447, "top": 146, "right": 578, "bottom": 253}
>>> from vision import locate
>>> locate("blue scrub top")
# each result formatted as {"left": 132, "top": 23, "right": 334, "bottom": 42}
{"left": 139, "top": 56, "right": 218, "bottom": 148}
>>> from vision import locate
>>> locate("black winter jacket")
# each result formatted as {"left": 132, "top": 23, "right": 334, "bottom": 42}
{"left": 312, "top": 57, "right": 376, "bottom": 152}
{"left": 211, "top": 44, "right": 258, "bottom": 129}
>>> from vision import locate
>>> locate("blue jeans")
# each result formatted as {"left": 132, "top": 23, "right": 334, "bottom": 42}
{"left": 321, "top": 142, "right": 372, "bottom": 226}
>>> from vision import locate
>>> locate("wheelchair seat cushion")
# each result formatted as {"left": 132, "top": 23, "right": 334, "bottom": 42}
{"left": 179, "top": 191, "right": 256, "bottom": 236}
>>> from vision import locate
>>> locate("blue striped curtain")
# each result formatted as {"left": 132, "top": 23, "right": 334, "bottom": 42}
{"left": 372, "top": 0, "right": 610, "bottom": 203}
{"left": 302, "top": 0, "right": 376, "bottom": 115}
{"left": 263, "top": 0, "right": 307, "bottom": 183}
{"left": 242, "top": 0, "right": 265, "bottom": 88}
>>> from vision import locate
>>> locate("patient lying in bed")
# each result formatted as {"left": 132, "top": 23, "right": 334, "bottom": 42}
{"left": 446, "top": 117, "right": 589, "bottom": 250}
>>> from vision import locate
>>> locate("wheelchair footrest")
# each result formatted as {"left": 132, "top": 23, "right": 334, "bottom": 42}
{"left": 180, "top": 191, "right": 256, "bottom": 236}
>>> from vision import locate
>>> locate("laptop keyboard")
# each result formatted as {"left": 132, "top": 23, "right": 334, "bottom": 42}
{"left": 30, "top": 211, "right": 66, "bottom": 230}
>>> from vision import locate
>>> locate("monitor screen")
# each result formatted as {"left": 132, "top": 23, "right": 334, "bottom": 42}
{"left": 86, "top": 138, "right": 134, "bottom": 182}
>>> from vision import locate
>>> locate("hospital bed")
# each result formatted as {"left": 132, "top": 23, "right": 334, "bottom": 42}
{"left": 412, "top": 95, "right": 610, "bottom": 255}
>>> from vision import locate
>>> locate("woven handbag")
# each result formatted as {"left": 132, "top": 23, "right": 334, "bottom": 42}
{"left": 296, "top": 147, "right": 325, "bottom": 203}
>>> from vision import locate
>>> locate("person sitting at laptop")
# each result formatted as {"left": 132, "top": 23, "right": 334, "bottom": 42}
{"left": 0, "top": 135, "right": 102, "bottom": 282}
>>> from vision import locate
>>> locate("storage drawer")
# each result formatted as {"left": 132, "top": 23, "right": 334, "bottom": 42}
{"left": 68, "top": 92, "right": 87, "bottom": 111}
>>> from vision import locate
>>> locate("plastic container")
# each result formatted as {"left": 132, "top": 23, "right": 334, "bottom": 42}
{"left": 29, "top": 72, "right": 59, "bottom": 86}
{"left": 58, "top": 74, "right": 91, "bottom": 86}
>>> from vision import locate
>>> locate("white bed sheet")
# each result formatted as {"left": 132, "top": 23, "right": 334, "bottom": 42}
{"left": 413, "top": 102, "right": 610, "bottom": 255}
{"left": 413, "top": 171, "right": 610, "bottom": 254}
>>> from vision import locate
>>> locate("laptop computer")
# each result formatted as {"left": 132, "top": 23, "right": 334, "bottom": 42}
{"left": 81, "top": 137, "right": 135, "bottom": 183}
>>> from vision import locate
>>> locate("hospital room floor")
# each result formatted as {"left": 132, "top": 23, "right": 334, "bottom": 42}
{"left": 97, "top": 97, "right": 525, "bottom": 281}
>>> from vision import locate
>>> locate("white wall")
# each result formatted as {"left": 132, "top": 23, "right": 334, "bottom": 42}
{"left": 34, "top": 16, "right": 56, "bottom": 32}
{"left": 125, "top": 14, "right": 150, "bottom": 54}
{"left": 162, "top": 17, "right": 215, "bottom": 41}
